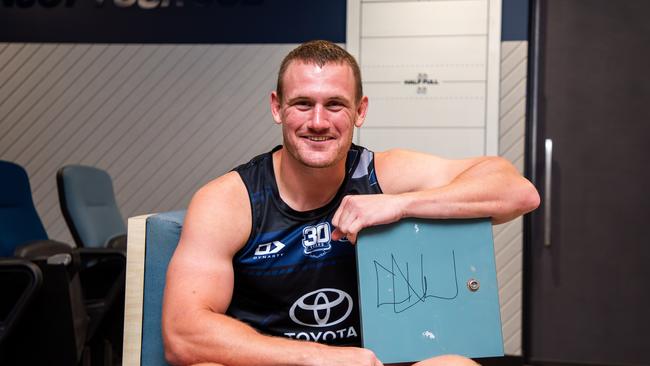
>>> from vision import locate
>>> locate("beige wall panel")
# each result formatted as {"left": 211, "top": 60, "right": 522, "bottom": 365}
{"left": 0, "top": 43, "right": 288, "bottom": 242}
{"left": 500, "top": 116, "right": 526, "bottom": 155}
{"left": 500, "top": 100, "right": 526, "bottom": 132}
{"left": 493, "top": 40, "right": 528, "bottom": 355}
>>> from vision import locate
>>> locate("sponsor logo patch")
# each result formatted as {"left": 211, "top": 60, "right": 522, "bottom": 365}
{"left": 253, "top": 241, "right": 285, "bottom": 259}
{"left": 289, "top": 288, "right": 353, "bottom": 328}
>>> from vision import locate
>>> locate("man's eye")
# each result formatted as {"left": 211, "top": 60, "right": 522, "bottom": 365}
{"left": 294, "top": 101, "right": 311, "bottom": 110}
{"left": 326, "top": 103, "right": 344, "bottom": 111}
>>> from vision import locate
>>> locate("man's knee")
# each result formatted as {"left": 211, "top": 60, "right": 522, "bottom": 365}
{"left": 413, "top": 354, "right": 480, "bottom": 366}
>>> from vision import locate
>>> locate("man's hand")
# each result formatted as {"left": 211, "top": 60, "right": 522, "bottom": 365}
{"left": 331, "top": 194, "right": 405, "bottom": 243}
{"left": 315, "top": 346, "right": 384, "bottom": 366}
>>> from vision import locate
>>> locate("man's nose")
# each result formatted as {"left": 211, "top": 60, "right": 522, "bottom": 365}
{"left": 308, "top": 105, "right": 328, "bottom": 130}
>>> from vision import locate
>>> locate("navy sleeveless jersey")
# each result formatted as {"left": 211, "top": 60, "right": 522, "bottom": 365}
{"left": 228, "top": 144, "right": 382, "bottom": 346}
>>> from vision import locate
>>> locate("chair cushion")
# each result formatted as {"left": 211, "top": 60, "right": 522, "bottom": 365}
{"left": 142, "top": 210, "right": 186, "bottom": 366}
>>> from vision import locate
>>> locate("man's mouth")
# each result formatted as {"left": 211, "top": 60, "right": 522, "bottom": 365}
{"left": 305, "top": 136, "right": 332, "bottom": 142}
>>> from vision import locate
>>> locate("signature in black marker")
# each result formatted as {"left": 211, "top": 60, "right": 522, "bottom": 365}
{"left": 373, "top": 251, "right": 458, "bottom": 313}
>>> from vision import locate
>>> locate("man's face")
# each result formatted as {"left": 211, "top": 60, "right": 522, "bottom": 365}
{"left": 271, "top": 61, "right": 368, "bottom": 169}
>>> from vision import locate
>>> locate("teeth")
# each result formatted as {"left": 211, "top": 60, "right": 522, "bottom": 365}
{"left": 308, "top": 136, "right": 329, "bottom": 141}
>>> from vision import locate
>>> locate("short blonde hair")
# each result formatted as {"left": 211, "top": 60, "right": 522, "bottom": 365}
{"left": 276, "top": 40, "right": 363, "bottom": 103}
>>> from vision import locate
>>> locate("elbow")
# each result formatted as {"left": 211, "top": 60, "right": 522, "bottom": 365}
{"left": 484, "top": 157, "right": 541, "bottom": 223}
{"left": 163, "top": 330, "right": 190, "bottom": 366}
{"left": 162, "top": 309, "right": 229, "bottom": 366}
{"left": 164, "top": 346, "right": 186, "bottom": 366}
{"left": 162, "top": 317, "right": 198, "bottom": 366}
{"left": 520, "top": 179, "right": 541, "bottom": 214}
{"left": 493, "top": 179, "right": 540, "bottom": 225}
{"left": 507, "top": 179, "right": 540, "bottom": 220}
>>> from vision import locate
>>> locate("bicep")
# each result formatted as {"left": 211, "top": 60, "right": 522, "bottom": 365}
{"left": 164, "top": 240, "right": 235, "bottom": 316}
{"left": 163, "top": 172, "right": 251, "bottom": 319}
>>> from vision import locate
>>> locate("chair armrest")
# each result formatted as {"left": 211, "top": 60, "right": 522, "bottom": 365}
{"left": 0, "top": 258, "right": 43, "bottom": 344}
{"left": 76, "top": 247, "right": 126, "bottom": 263}
{"left": 13, "top": 240, "right": 75, "bottom": 261}
{"left": 105, "top": 234, "right": 127, "bottom": 252}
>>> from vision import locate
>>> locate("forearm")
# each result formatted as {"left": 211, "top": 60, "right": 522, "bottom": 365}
{"left": 165, "top": 309, "right": 327, "bottom": 366}
{"left": 399, "top": 158, "right": 539, "bottom": 224}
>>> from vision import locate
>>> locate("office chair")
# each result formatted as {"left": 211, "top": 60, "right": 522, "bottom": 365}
{"left": 123, "top": 211, "right": 186, "bottom": 366}
{"left": 0, "top": 160, "right": 125, "bottom": 365}
{"left": 0, "top": 160, "right": 90, "bottom": 364}
{"left": 57, "top": 164, "right": 128, "bottom": 362}
{"left": 57, "top": 165, "right": 127, "bottom": 250}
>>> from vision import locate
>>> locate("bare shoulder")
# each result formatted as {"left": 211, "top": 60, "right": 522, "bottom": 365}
{"left": 192, "top": 170, "right": 249, "bottom": 209}
{"left": 374, "top": 148, "right": 478, "bottom": 194}
{"left": 175, "top": 171, "right": 251, "bottom": 262}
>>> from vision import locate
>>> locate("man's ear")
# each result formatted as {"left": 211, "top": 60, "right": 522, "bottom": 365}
{"left": 270, "top": 91, "right": 283, "bottom": 124}
{"left": 354, "top": 96, "right": 369, "bottom": 128}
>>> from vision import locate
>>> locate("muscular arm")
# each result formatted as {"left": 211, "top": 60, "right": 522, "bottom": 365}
{"left": 332, "top": 149, "right": 540, "bottom": 241}
{"left": 162, "top": 172, "right": 383, "bottom": 366}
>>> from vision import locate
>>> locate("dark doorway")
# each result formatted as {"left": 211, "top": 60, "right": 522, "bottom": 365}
{"left": 525, "top": 1, "right": 650, "bottom": 365}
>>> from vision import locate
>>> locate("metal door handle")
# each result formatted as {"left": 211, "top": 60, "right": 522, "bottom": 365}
{"left": 544, "top": 139, "right": 553, "bottom": 247}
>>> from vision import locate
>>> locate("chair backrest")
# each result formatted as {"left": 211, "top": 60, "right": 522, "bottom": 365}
{"left": 57, "top": 165, "right": 126, "bottom": 248}
{"left": 0, "top": 161, "right": 48, "bottom": 257}
{"left": 123, "top": 211, "right": 186, "bottom": 366}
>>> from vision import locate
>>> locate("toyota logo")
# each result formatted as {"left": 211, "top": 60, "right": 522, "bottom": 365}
{"left": 289, "top": 288, "right": 353, "bottom": 328}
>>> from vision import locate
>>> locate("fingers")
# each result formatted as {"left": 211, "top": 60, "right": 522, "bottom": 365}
{"left": 332, "top": 196, "right": 353, "bottom": 241}
{"left": 324, "top": 345, "right": 383, "bottom": 366}
{"left": 331, "top": 228, "right": 357, "bottom": 244}
{"left": 331, "top": 227, "right": 345, "bottom": 241}
{"left": 331, "top": 196, "right": 346, "bottom": 227}
{"left": 332, "top": 194, "right": 403, "bottom": 243}
{"left": 332, "top": 215, "right": 362, "bottom": 244}
{"left": 332, "top": 196, "right": 353, "bottom": 228}
{"left": 332, "top": 196, "right": 366, "bottom": 242}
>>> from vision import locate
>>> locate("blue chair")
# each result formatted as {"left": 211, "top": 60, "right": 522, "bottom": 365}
{"left": 123, "top": 211, "right": 185, "bottom": 366}
{"left": 0, "top": 160, "right": 90, "bottom": 364}
{"left": 1, "top": 160, "right": 125, "bottom": 365}
{"left": 57, "top": 165, "right": 127, "bottom": 250}
{"left": 0, "top": 161, "right": 49, "bottom": 257}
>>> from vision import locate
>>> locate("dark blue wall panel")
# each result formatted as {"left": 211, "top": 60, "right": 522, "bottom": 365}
{"left": 502, "top": 0, "right": 529, "bottom": 41}
{"left": 0, "top": 0, "right": 527, "bottom": 43}
{"left": 0, "top": 0, "right": 346, "bottom": 43}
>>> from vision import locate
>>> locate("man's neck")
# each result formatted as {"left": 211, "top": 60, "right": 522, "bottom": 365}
{"left": 273, "top": 149, "right": 346, "bottom": 212}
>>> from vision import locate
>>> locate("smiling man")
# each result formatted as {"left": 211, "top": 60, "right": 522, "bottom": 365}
{"left": 162, "top": 40, "right": 539, "bottom": 366}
